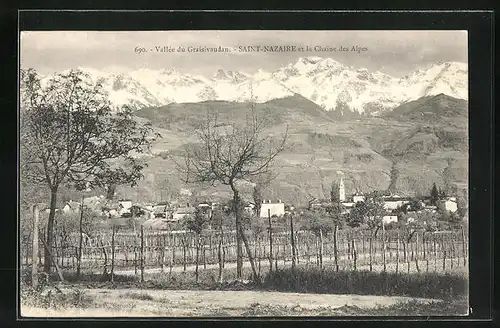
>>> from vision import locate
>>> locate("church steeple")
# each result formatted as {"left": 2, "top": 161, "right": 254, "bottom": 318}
{"left": 339, "top": 176, "right": 346, "bottom": 202}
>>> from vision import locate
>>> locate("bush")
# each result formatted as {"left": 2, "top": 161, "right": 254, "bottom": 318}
{"left": 261, "top": 267, "right": 467, "bottom": 299}
{"left": 21, "top": 278, "right": 94, "bottom": 310}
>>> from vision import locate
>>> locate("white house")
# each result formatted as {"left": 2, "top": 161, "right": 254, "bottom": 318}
{"left": 439, "top": 199, "right": 458, "bottom": 213}
{"left": 259, "top": 200, "right": 285, "bottom": 218}
{"left": 119, "top": 200, "right": 133, "bottom": 210}
{"left": 383, "top": 199, "right": 409, "bottom": 211}
{"left": 352, "top": 194, "right": 365, "bottom": 203}
{"left": 382, "top": 215, "right": 398, "bottom": 224}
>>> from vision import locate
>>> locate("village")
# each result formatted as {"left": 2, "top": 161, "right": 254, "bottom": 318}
{"left": 46, "top": 176, "right": 462, "bottom": 233}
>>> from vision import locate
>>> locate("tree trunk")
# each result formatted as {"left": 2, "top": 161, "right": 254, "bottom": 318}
{"left": 31, "top": 205, "right": 39, "bottom": 288}
{"left": 44, "top": 188, "right": 58, "bottom": 273}
{"left": 77, "top": 196, "right": 84, "bottom": 278}
{"left": 218, "top": 230, "right": 224, "bottom": 283}
{"left": 231, "top": 185, "right": 243, "bottom": 278}
{"left": 40, "top": 235, "right": 64, "bottom": 282}
{"left": 239, "top": 226, "right": 260, "bottom": 283}
{"left": 268, "top": 209, "right": 273, "bottom": 273}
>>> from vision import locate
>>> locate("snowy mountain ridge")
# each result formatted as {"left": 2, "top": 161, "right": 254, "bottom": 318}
{"left": 40, "top": 57, "right": 468, "bottom": 114}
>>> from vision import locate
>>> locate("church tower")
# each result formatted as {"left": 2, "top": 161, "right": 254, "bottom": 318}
{"left": 339, "top": 176, "right": 346, "bottom": 202}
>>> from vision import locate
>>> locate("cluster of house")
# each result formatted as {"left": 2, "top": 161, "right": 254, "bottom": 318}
{"left": 306, "top": 177, "right": 460, "bottom": 225}
{"left": 47, "top": 176, "right": 460, "bottom": 228}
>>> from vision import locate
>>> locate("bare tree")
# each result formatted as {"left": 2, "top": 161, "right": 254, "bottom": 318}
{"left": 175, "top": 102, "right": 288, "bottom": 280}
{"left": 20, "top": 68, "right": 158, "bottom": 273}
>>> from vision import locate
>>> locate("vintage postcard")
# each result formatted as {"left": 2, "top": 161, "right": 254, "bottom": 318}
{"left": 19, "top": 30, "right": 469, "bottom": 317}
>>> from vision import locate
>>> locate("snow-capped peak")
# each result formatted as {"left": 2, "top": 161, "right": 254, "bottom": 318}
{"left": 40, "top": 57, "right": 467, "bottom": 114}
{"left": 212, "top": 69, "right": 249, "bottom": 83}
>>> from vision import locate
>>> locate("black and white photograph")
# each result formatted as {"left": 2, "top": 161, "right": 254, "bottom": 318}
{"left": 19, "top": 30, "right": 470, "bottom": 317}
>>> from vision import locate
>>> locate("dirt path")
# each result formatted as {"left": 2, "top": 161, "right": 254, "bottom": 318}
{"left": 21, "top": 288, "right": 441, "bottom": 317}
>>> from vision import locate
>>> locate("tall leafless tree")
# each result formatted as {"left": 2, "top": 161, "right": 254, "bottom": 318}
{"left": 175, "top": 101, "right": 288, "bottom": 280}
{"left": 20, "top": 68, "right": 158, "bottom": 273}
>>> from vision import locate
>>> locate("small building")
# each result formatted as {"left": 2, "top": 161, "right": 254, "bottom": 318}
{"left": 172, "top": 206, "right": 197, "bottom": 221}
{"left": 352, "top": 194, "right": 365, "bottom": 203}
{"left": 382, "top": 215, "right": 398, "bottom": 225}
{"left": 439, "top": 199, "right": 458, "bottom": 213}
{"left": 260, "top": 200, "right": 285, "bottom": 218}
{"left": 383, "top": 199, "right": 410, "bottom": 211}
{"left": 152, "top": 203, "right": 168, "bottom": 218}
{"left": 119, "top": 200, "right": 133, "bottom": 212}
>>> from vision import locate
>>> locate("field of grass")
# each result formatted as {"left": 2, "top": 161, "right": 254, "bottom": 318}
{"left": 20, "top": 287, "right": 469, "bottom": 317}
{"left": 20, "top": 261, "right": 468, "bottom": 318}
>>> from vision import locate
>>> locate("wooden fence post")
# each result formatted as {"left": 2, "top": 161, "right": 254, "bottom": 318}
{"left": 111, "top": 224, "right": 115, "bottom": 282}
{"left": 31, "top": 205, "right": 39, "bottom": 288}
{"left": 319, "top": 229, "right": 324, "bottom": 269}
{"left": 268, "top": 209, "right": 273, "bottom": 273}
{"left": 161, "top": 234, "right": 166, "bottom": 272}
{"left": 361, "top": 231, "right": 365, "bottom": 266}
{"left": 333, "top": 225, "right": 339, "bottom": 272}
{"left": 290, "top": 214, "right": 296, "bottom": 269}
{"left": 450, "top": 235, "right": 455, "bottom": 269}
{"left": 415, "top": 231, "right": 420, "bottom": 273}
{"left": 352, "top": 237, "right": 357, "bottom": 271}
{"left": 369, "top": 235, "right": 373, "bottom": 272}
{"left": 433, "top": 235, "right": 437, "bottom": 272}
{"left": 382, "top": 223, "right": 386, "bottom": 273}
{"left": 461, "top": 226, "right": 467, "bottom": 267}
{"left": 140, "top": 225, "right": 144, "bottom": 283}
{"left": 195, "top": 235, "right": 200, "bottom": 283}
{"left": 134, "top": 246, "right": 138, "bottom": 275}
{"left": 396, "top": 230, "right": 400, "bottom": 274}
{"left": 442, "top": 236, "right": 446, "bottom": 272}
{"left": 182, "top": 237, "right": 187, "bottom": 272}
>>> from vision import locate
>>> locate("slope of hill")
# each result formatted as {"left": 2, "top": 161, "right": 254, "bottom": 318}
{"left": 383, "top": 94, "right": 468, "bottom": 125}
{"left": 117, "top": 93, "right": 468, "bottom": 206}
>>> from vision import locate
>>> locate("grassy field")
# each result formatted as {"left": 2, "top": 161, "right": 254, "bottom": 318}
{"left": 20, "top": 263, "right": 468, "bottom": 317}
{"left": 20, "top": 287, "right": 469, "bottom": 317}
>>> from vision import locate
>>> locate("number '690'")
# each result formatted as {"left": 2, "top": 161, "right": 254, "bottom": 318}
{"left": 135, "top": 47, "right": 147, "bottom": 54}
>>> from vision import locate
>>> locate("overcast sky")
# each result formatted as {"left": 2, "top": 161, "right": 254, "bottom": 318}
{"left": 21, "top": 30, "right": 467, "bottom": 77}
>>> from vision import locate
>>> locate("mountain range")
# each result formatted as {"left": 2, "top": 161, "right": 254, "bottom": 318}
{"left": 43, "top": 57, "right": 467, "bottom": 115}
{"left": 102, "top": 92, "right": 468, "bottom": 207}
{"left": 30, "top": 58, "right": 468, "bottom": 207}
